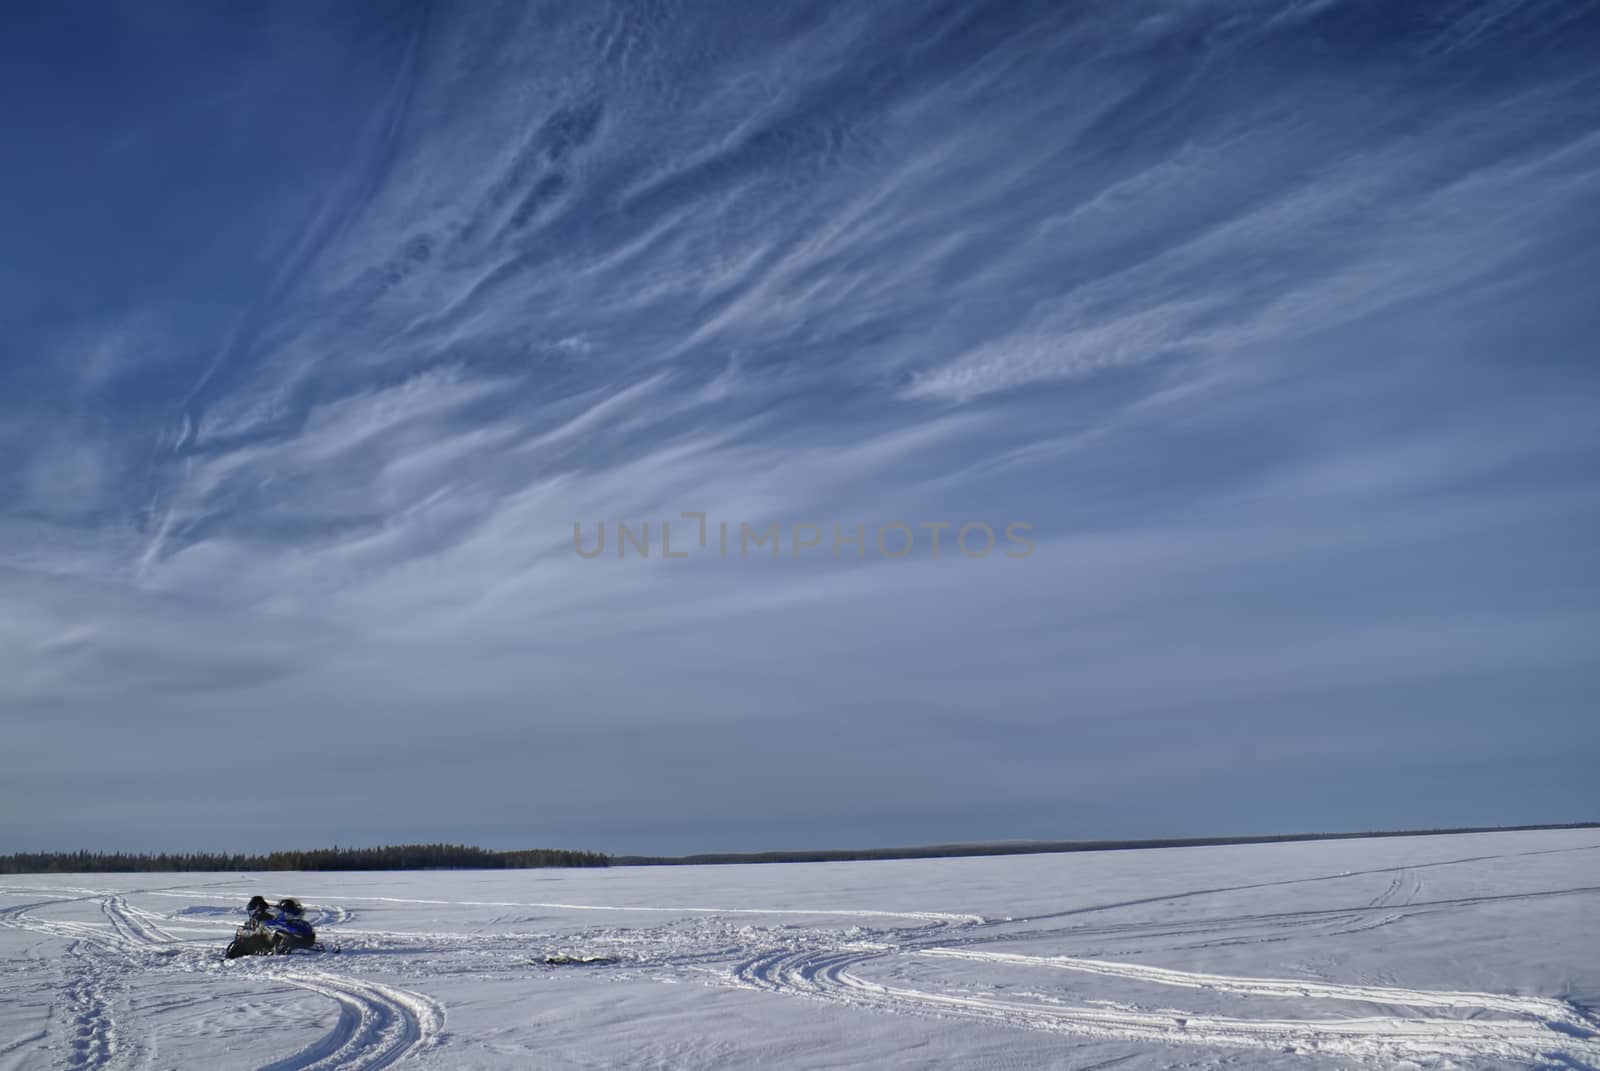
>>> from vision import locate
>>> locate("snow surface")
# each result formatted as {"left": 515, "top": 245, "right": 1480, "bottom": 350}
{"left": 2, "top": 829, "right": 1597, "bottom": 1069}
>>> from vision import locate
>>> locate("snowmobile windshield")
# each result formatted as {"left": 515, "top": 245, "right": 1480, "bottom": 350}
{"left": 265, "top": 917, "right": 315, "bottom": 940}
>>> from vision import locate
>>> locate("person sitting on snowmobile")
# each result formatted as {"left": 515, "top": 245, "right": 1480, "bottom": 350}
{"left": 226, "top": 896, "right": 318, "bottom": 958}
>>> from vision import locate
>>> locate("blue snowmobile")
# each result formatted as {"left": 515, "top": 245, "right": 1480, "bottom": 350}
{"left": 224, "top": 896, "right": 324, "bottom": 958}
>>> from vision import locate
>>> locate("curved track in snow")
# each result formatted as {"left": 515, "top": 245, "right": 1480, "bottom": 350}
{"left": 255, "top": 969, "right": 443, "bottom": 1071}
{"left": 734, "top": 938, "right": 1600, "bottom": 1064}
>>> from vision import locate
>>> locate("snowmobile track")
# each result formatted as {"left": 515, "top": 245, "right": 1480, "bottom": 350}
{"left": 61, "top": 940, "right": 117, "bottom": 1071}
{"left": 101, "top": 896, "right": 177, "bottom": 949}
{"left": 733, "top": 939, "right": 1600, "bottom": 1063}
{"left": 257, "top": 969, "right": 443, "bottom": 1071}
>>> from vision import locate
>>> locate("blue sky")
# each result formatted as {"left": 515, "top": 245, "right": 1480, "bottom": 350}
{"left": 2, "top": 0, "right": 1597, "bottom": 854}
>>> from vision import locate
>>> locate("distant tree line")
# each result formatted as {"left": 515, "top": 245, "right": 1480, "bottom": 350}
{"left": 612, "top": 822, "right": 1600, "bottom": 867}
{"left": 0, "top": 843, "right": 610, "bottom": 874}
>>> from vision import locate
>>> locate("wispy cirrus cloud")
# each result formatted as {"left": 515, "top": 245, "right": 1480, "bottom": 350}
{"left": 905, "top": 88, "right": 1600, "bottom": 401}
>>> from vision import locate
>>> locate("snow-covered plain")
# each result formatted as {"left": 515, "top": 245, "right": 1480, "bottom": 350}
{"left": 2, "top": 830, "right": 1596, "bottom": 1069}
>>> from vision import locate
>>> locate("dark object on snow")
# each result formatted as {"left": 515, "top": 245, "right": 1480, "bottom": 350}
{"left": 541, "top": 953, "right": 619, "bottom": 966}
{"left": 225, "top": 896, "right": 321, "bottom": 958}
